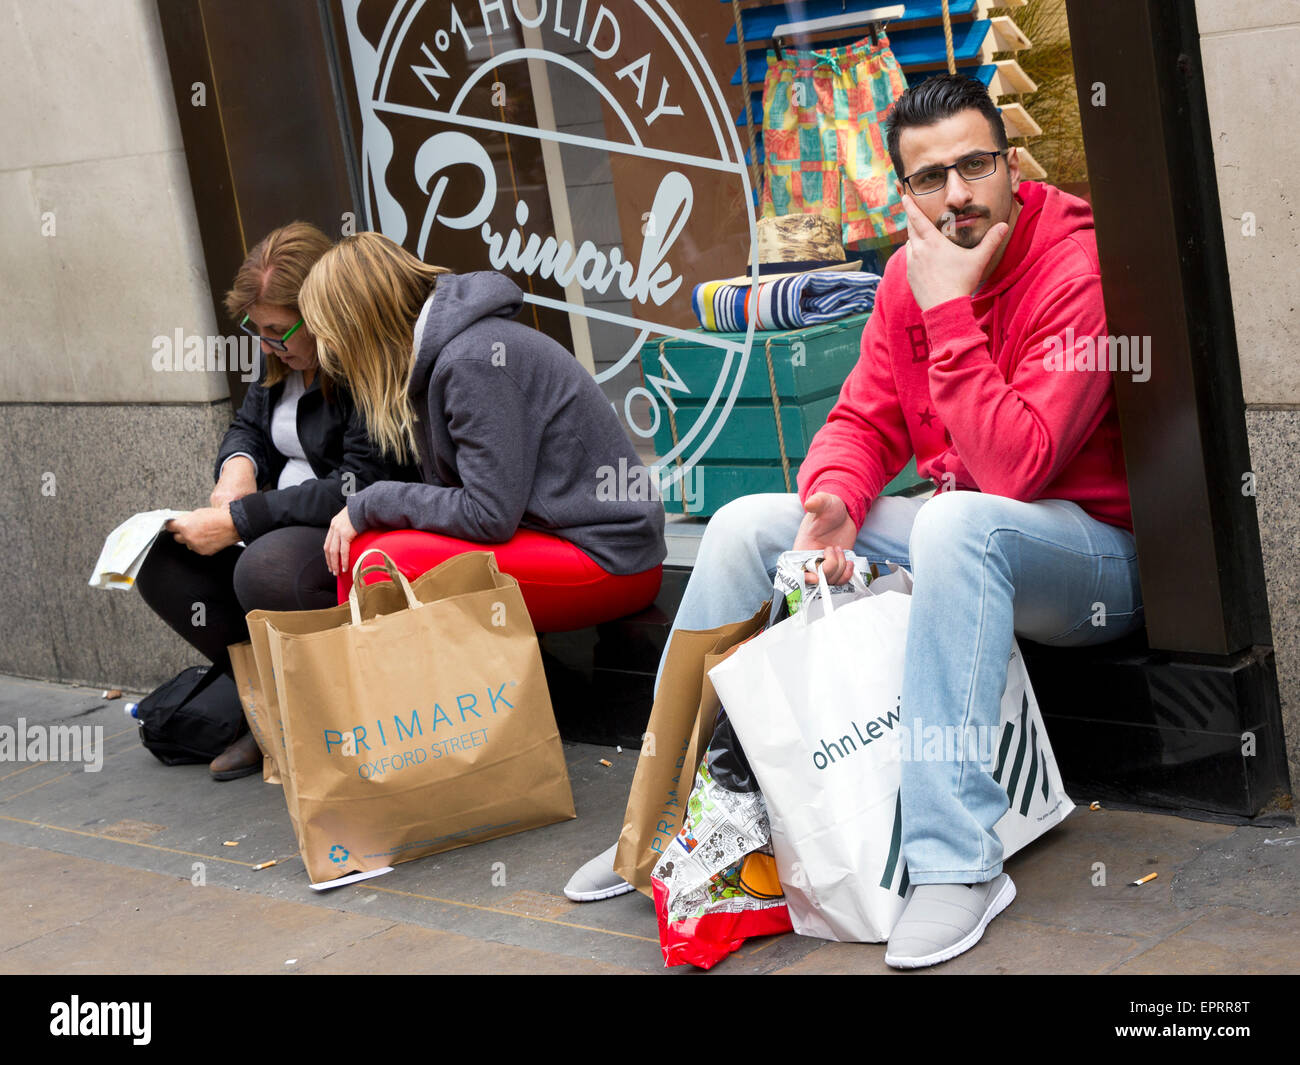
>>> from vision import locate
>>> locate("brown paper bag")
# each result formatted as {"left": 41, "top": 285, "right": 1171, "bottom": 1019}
{"left": 228, "top": 640, "right": 280, "bottom": 784}
{"left": 613, "top": 602, "right": 770, "bottom": 896}
{"left": 249, "top": 548, "right": 576, "bottom": 883}
{"left": 246, "top": 600, "right": 342, "bottom": 843}
{"left": 232, "top": 559, "right": 490, "bottom": 802}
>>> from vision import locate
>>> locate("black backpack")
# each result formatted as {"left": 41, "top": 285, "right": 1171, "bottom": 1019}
{"left": 136, "top": 666, "right": 246, "bottom": 765}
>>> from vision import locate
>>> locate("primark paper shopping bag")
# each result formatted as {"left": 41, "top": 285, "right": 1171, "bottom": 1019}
{"left": 253, "top": 549, "right": 575, "bottom": 883}
{"left": 228, "top": 639, "right": 282, "bottom": 785}
{"left": 233, "top": 560, "right": 456, "bottom": 824}
{"left": 710, "top": 566, "right": 1073, "bottom": 942}
{"left": 613, "top": 603, "right": 770, "bottom": 896}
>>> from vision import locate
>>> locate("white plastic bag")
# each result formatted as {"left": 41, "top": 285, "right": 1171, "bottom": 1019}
{"left": 710, "top": 564, "right": 1073, "bottom": 943}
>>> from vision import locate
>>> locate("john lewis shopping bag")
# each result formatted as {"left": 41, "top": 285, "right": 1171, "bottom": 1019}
{"left": 243, "top": 549, "right": 575, "bottom": 883}
{"left": 709, "top": 565, "right": 1072, "bottom": 942}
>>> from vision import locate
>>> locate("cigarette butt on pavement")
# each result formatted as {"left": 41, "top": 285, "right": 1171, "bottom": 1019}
{"left": 1089, "top": 801, "right": 1101, "bottom": 810}
{"left": 1131, "top": 872, "right": 1158, "bottom": 887}
{"left": 254, "top": 860, "right": 277, "bottom": 871}
{"left": 222, "top": 841, "right": 239, "bottom": 847}
{"left": 599, "top": 758, "right": 613, "bottom": 767}
{"left": 102, "top": 689, "right": 122, "bottom": 699}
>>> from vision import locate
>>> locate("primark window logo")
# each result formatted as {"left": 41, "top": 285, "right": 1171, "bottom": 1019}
{"left": 337, "top": 0, "right": 759, "bottom": 492}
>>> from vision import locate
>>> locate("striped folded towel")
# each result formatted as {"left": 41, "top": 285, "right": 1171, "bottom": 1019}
{"left": 692, "top": 270, "right": 882, "bottom": 332}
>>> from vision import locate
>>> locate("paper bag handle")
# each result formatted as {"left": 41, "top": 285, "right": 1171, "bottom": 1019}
{"left": 348, "top": 548, "right": 419, "bottom": 625}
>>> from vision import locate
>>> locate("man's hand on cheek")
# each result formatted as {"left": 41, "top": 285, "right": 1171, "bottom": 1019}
{"left": 901, "top": 193, "right": 1008, "bottom": 312}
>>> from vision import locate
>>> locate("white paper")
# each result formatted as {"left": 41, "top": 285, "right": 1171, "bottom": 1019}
{"left": 88, "top": 509, "right": 186, "bottom": 590}
{"left": 308, "top": 866, "right": 394, "bottom": 891}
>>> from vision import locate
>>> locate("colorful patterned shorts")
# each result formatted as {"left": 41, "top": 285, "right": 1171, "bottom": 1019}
{"left": 761, "top": 34, "right": 909, "bottom": 250}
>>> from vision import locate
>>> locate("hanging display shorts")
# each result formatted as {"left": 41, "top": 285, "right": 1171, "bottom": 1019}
{"left": 761, "top": 34, "right": 909, "bottom": 250}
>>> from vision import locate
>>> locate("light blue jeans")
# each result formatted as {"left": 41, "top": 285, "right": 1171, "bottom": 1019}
{"left": 659, "top": 490, "right": 1144, "bottom": 885}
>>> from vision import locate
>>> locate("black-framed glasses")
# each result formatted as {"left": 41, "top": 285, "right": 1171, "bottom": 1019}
{"left": 902, "top": 151, "right": 1006, "bottom": 196}
{"left": 239, "top": 314, "right": 303, "bottom": 352}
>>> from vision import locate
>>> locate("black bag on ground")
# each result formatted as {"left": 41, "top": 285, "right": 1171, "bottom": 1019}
{"left": 136, "top": 666, "right": 245, "bottom": 765}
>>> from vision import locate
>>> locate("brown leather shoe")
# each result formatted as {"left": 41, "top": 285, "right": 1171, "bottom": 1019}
{"left": 210, "top": 731, "right": 264, "bottom": 781}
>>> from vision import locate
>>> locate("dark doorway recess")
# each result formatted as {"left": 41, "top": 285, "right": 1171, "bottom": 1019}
{"left": 156, "top": 0, "right": 359, "bottom": 409}
{"left": 1021, "top": 0, "right": 1289, "bottom": 819}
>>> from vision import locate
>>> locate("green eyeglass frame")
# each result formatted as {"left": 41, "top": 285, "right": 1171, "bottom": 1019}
{"left": 239, "top": 314, "right": 303, "bottom": 352}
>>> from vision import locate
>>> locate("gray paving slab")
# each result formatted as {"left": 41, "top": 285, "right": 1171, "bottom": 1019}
{"left": 0, "top": 676, "right": 826, "bottom": 972}
{"left": 1, "top": 674, "right": 1296, "bottom": 975}
{"left": 0, "top": 842, "right": 641, "bottom": 975}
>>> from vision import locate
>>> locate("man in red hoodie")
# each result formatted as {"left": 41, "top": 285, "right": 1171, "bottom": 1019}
{"left": 798, "top": 74, "right": 1142, "bottom": 967}
{"left": 566, "top": 76, "right": 1143, "bottom": 969}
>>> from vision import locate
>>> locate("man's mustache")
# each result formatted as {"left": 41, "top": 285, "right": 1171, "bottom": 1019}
{"left": 940, "top": 207, "right": 990, "bottom": 226}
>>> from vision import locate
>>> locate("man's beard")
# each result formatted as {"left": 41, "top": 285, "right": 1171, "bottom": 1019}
{"left": 941, "top": 207, "right": 990, "bottom": 248}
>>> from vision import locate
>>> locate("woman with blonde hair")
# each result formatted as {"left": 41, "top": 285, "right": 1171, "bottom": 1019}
{"left": 300, "top": 232, "right": 665, "bottom": 631}
{"left": 135, "top": 221, "right": 413, "bottom": 779}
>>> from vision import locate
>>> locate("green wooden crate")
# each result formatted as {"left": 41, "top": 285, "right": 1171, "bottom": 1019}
{"left": 642, "top": 312, "right": 871, "bottom": 411}
{"left": 641, "top": 314, "right": 868, "bottom": 463}
{"left": 639, "top": 314, "right": 929, "bottom": 514}
{"left": 657, "top": 394, "right": 836, "bottom": 462}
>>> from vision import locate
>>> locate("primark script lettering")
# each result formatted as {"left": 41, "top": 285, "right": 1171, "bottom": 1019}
{"left": 414, "top": 133, "right": 689, "bottom": 307}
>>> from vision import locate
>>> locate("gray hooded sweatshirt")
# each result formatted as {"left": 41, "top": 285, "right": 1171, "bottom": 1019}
{"left": 347, "top": 272, "right": 666, "bottom": 575}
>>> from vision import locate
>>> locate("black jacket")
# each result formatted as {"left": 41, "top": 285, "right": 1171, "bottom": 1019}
{"left": 215, "top": 365, "right": 416, "bottom": 542}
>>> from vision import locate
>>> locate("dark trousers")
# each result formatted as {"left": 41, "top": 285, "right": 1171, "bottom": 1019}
{"left": 135, "top": 526, "right": 336, "bottom": 679}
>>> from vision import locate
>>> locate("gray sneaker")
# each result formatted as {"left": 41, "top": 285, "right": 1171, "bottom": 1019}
{"left": 884, "top": 873, "right": 1016, "bottom": 969}
{"left": 563, "top": 842, "right": 636, "bottom": 902}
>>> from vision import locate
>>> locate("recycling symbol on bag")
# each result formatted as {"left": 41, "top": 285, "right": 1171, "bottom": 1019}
{"left": 329, "top": 845, "right": 349, "bottom": 864}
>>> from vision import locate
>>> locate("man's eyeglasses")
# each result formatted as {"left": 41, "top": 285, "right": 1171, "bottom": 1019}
{"left": 239, "top": 314, "right": 303, "bottom": 352}
{"left": 902, "top": 151, "right": 1006, "bottom": 196}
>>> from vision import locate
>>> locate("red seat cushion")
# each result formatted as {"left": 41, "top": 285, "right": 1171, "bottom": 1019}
{"left": 338, "top": 528, "right": 663, "bottom": 632}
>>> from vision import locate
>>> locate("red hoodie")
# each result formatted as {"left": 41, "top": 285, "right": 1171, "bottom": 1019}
{"left": 798, "top": 180, "right": 1133, "bottom": 533}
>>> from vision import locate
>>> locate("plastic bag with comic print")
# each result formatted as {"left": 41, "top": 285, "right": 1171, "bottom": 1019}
{"left": 651, "top": 712, "right": 792, "bottom": 969}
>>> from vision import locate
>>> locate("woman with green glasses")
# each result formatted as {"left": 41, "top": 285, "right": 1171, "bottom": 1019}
{"left": 134, "top": 221, "right": 413, "bottom": 780}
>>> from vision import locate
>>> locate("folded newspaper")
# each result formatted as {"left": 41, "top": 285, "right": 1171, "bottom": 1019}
{"left": 774, "top": 549, "right": 875, "bottom": 621}
{"left": 89, "top": 510, "right": 185, "bottom": 590}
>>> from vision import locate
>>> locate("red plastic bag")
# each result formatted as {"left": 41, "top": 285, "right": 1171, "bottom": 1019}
{"left": 651, "top": 715, "right": 792, "bottom": 969}
{"left": 653, "top": 851, "right": 792, "bottom": 969}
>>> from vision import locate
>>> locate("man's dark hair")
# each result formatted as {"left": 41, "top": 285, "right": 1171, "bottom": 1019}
{"left": 884, "top": 74, "right": 1009, "bottom": 180}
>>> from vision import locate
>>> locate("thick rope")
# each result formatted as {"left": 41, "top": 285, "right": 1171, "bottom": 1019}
{"left": 763, "top": 334, "right": 793, "bottom": 492}
{"left": 659, "top": 339, "right": 683, "bottom": 468}
{"left": 941, "top": 0, "right": 957, "bottom": 74}
{"left": 731, "top": 0, "right": 762, "bottom": 195}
